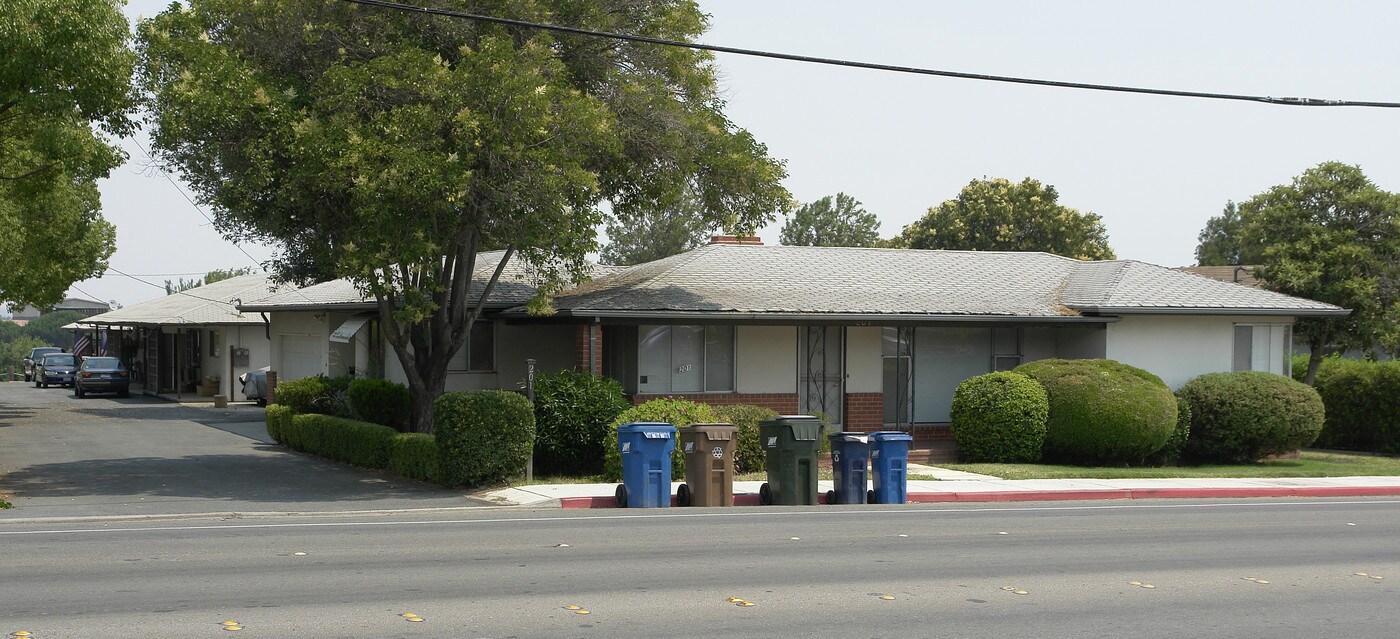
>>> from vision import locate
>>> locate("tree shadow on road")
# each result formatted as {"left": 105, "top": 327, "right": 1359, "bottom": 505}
{"left": 0, "top": 404, "right": 36, "bottom": 428}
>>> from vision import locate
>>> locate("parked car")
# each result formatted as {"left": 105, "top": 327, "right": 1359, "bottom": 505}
{"left": 239, "top": 367, "right": 270, "bottom": 407}
{"left": 33, "top": 353, "right": 78, "bottom": 388}
{"left": 22, "top": 347, "right": 62, "bottom": 382}
{"left": 74, "top": 357, "right": 130, "bottom": 398}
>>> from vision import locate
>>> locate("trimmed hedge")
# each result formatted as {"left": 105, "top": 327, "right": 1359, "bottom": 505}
{"left": 434, "top": 390, "right": 536, "bottom": 487}
{"left": 1312, "top": 359, "right": 1400, "bottom": 454}
{"left": 1014, "top": 358, "right": 1177, "bottom": 465}
{"left": 713, "top": 404, "right": 780, "bottom": 474}
{"left": 602, "top": 398, "right": 717, "bottom": 482}
{"left": 1144, "top": 396, "right": 1192, "bottom": 466}
{"left": 275, "top": 374, "right": 353, "bottom": 418}
{"left": 531, "top": 370, "right": 631, "bottom": 476}
{"left": 1178, "top": 371, "right": 1325, "bottom": 464}
{"left": 281, "top": 413, "right": 397, "bottom": 468}
{"left": 348, "top": 378, "right": 411, "bottom": 431}
{"left": 949, "top": 372, "right": 1048, "bottom": 463}
{"left": 388, "top": 433, "right": 446, "bottom": 484}
{"left": 264, "top": 403, "right": 295, "bottom": 443}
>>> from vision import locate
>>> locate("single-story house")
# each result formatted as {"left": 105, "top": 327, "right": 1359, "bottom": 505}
{"left": 241, "top": 238, "right": 1345, "bottom": 457}
{"left": 80, "top": 274, "right": 289, "bottom": 399}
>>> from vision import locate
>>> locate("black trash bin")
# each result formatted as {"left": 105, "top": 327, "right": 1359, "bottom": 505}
{"left": 826, "top": 432, "right": 869, "bottom": 504}
{"left": 758, "top": 415, "right": 824, "bottom": 505}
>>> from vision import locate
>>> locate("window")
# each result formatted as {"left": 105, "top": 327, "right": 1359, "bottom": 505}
{"left": 882, "top": 327, "right": 912, "bottom": 426}
{"left": 637, "top": 325, "right": 735, "bottom": 393}
{"left": 1232, "top": 324, "right": 1291, "bottom": 376}
{"left": 448, "top": 320, "right": 495, "bottom": 372}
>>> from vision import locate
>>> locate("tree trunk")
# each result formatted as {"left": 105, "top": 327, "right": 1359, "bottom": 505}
{"left": 1304, "top": 338, "right": 1326, "bottom": 386}
{"left": 409, "top": 371, "right": 447, "bottom": 435}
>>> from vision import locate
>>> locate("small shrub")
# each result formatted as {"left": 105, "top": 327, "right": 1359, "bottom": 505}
{"left": 275, "top": 374, "right": 353, "bottom": 418}
{"left": 280, "top": 413, "right": 396, "bottom": 468}
{"left": 602, "top": 398, "right": 717, "bottom": 482}
{"left": 1179, "top": 371, "right": 1325, "bottom": 464}
{"left": 264, "top": 404, "right": 295, "bottom": 443}
{"left": 434, "top": 390, "right": 536, "bottom": 486}
{"left": 713, "top": 404, "right": 780, "bottom": 474}
{"left": 531, "top": 371, "right": 631, "bottom": 476}
{"left": 1014, "top": 358, "right": 1176, "bottom": 465}
{"left": 1312, "top": 359, "right": 1400, "bottom": 454}
{"left": 388, "top": 433, "right": 446, "bottom": 484}
{"left": 1145, "top": 396, "right": 1192, "bottom": 466}
{"left": 949, "top": 372, "right": 1048, "bottom": 463}
{"left": 348, "top": 378, "right": 411, "bottom": 431}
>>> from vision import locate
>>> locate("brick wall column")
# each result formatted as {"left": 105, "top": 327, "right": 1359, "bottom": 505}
{"left": 266, "top": 371, "right": 278, "bottom": 405}
{"left": 574, "top": 324, "right": 602, "bottom": 376}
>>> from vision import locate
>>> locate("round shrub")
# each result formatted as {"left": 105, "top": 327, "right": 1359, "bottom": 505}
{"left": 602, "top": 398, "right": 717, "bottom": 482}
{"left": 275, "top": 374, "right": 353, "bottom": 417}
{"left": 433, "top": 390, "right": 536, "bottom": 486}
{"left": 1014, "top": 358, "right": 1176, "bottom": 465}
{"left": 531, "top": 371, "right": 631, "bottom": 476}
{"left": 1178, "top": 371, "right": 1325, "bottom": 464}
{"left": 1145, "top": 396, "right": 1192, "bottom": 466}
{"left": 713, "top": 404, "right": 780, "bottom": 474}
{"left": 348, "top": 378, "right": 411, "bottom": 431}
{"left": 949, "top": 372, "right": 1048, "bottom": 463}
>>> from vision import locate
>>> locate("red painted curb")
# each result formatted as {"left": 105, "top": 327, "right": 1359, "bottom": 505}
{"left": 557, "top": 486, "right": 1400, "bottom": 509}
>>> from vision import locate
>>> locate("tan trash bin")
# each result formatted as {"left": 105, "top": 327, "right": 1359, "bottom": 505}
{"left": 677, "top": 423, "right": 737, "bottom": 507}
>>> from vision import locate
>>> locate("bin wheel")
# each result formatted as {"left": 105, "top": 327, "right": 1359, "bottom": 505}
{"left": 759, "top": 483, "right": 773, "bottom": 506}
{"left": 677, "top": 483, "right": 692, "bottom": 507}
{"left": 825, "top": 489, "right": 837, "bottom": 505}
{"left": 867, "top": 489, "right": 877, "bottom": 504}
{"left": 615, "top": 484, "right": 628, "bottom": 508}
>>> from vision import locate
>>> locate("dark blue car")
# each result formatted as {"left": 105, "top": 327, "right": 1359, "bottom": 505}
{"left": 33, "top": 353, "right": 77, "bottom": 388}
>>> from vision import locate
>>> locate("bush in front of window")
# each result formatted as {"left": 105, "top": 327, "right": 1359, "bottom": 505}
{"left": 264, "top": 403, "right": 295, "bottom": 443}
{"left": 1144, "top": 396, "right": 1192, "bottom": 466}
{"left": 348, "top": 378, "right": 412, "bottom": 431}
{"left": 434, "top": 390, "right": 536, "bottom": 486}
{"left": 713, "top": 404, "right": 781, "bottom": 474}
{"left": 531, "top": 370, "right": 631, "bottom": 476}
{"left": 1309, "top": 359, "right": 1400, "bottom": 454}
{"left": 1014, "top": 358, "right": 1177, "bottom": 466}
{"left": 388, "top": 433, "right": 446, "bottom": 484}
{"left": 280, "top": 413, "right": 397, "bottom": 469}
{"left": 949, "top": 372, "right": 1048, "bottom": 463}
{"left": 275, "top": 374, "right": 353, "bottom": 418}
{"left": 1178, "top": 371, "right": 1324, "bottom": 464}
{"left": 602, "top": 398, "right": 718, "bottom": 482}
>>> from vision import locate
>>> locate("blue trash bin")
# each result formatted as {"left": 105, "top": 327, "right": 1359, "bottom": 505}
{"left": 616, "top": 422, "right": 677, "bottom": 508}
{"left": 826, "top": 432, "right": 870, "bottom": 504}
{"left": 868, "top": 430, "right": 913, "bottom": 504}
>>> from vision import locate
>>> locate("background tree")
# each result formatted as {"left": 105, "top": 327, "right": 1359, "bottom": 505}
{"left": 600, "top": 192, "right": 714, "bottom": 266}
{"left": 0, "top": 0, "right": 131, "bottom": 308}
{"left": 1237, "top": 162, "right": 1400, "bottom": 384}
{"left": 893, "top": 177, "right": 1115, "bottom": 260}
{"left": 165, "top": 266, "right": 256, "bottom": 294}
{"left": 139, "top": 0, "right": 789, "bottom": 431}
{"left": 1194, "top": 201, "right": 1264, "bottom": 266}
{"left": 779, "top": 192, "right": 881, "bottom": 247}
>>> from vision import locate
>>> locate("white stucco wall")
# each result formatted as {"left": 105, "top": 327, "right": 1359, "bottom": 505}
{"left": 844, "top": 326, "right": 882, "bottom": 393}
{"left": 269, "top": 311, "right": 329, "bottom": 382}
{"left": 736, "top": 325, "right": 796, "bottom": 393}
{"left": 1105, "top": 314, "right": 1295, "bottom": 389}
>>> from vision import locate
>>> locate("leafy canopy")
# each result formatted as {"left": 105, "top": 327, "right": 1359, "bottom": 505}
{"left": 779, "top": 192, "right": 881, "bottom": 247}
{"left": 600, "top": 190, "right": 715, "bottom": 266}
{"left": 138, "top": 0, "right": 789, "bottom": 431}
{"left": 892, "top": 177, "right": 1114, "bottom": 260}
{"left": 1194, "top": 201, "right": 1262, "bottom": 266}
{"left": 0, "top": 0, "right": 133, "bottom": 308}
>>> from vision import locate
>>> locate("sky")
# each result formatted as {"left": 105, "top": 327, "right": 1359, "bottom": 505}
{"left": 52, "top": 0, "right": 1400, "bottom": 311}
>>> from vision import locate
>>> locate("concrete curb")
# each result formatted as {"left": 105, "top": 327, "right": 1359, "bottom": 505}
{"left": 559, "top": 485, "right": 1400, "bottom": 509}
{"left": 0, "top": 505, "right": 526, "bottom": 526}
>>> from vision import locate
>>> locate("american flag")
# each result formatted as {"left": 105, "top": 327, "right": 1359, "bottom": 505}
{"left": 74, "top": 334, "right": 91, "bottom": 356}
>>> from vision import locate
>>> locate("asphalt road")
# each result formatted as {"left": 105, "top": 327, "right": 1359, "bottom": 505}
{"left": 3, "top": 499, "right": 1398, "bottom": 638}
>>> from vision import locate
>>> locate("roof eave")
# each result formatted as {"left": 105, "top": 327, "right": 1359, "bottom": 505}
{"left": 504, "top": 309, "right": 1120, "bottom": 324}
{"left": 1072, "top": 306, "right": 1351, "bottom": 317}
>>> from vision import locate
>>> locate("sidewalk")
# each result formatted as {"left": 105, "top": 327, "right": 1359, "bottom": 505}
{"left": 483, "top": 462, "right": 1400, "bottom": 508}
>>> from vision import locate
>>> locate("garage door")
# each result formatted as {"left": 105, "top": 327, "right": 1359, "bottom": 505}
{"left": 279, "top": 335, "right": 323, "bottom": 381}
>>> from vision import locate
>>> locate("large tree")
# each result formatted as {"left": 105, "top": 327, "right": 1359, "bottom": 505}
{"left": 779, "top": 192, "right": 880, "bottom": 247}
{"left": 138, "top": 0, "right": 789, "bottom": 431}
{"left": 600, "top": 191, "right": 714, "bottom": 266}
{"left": 1236, "top": 162, "right": 1400, "bottom": 384}
{"left": 893, "top": 177, "right": 1115, "bottom": 260}
{"left": 0, "top": 0, "right": 131, "bottom": 309}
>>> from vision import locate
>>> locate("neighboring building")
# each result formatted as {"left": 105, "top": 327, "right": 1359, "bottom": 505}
{"left": 79, "top": 275, "right": 290, "bottom": 400}
{"left": 12, "top": 297, "right": 111, "bottom": 320}
{"left": 242, "top": 240, "right": 1345, "bottom": 458}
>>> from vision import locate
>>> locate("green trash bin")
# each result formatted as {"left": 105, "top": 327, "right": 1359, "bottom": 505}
{"left": 758, "top": 415, "right": 824, "bottom": 505}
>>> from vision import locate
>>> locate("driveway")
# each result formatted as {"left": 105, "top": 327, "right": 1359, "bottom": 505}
{"left": 0, "top": 382, "right": 493, "bottom": 520}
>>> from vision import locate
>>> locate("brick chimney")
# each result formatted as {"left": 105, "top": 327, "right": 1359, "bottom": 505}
{"left": 709, "top": 235, "right": 764, "bottom": 246}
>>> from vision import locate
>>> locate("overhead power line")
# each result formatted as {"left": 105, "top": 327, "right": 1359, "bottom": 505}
{"left": 106, "top": 267, "right": 238, "bottom": 307}
{"left": 338, "top": 0, "right": 1400, "bottom": 109}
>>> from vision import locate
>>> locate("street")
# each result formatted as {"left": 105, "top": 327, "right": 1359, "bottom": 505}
{"left": 3, "top": 499, "right": 1398, "bottom": 638}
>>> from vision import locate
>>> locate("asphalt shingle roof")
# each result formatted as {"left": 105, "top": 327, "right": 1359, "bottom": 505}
{"left": 80, "top": 274, "right": 290, "bottom": 326}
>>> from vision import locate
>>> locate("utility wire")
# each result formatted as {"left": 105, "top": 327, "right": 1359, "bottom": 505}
{"left": 339, "top": 0, "right": 1400, "bottom": 109}
{"left": 131, "top": 139, "right": 267, "bottom": 270}
{"left": 106, "top": 267, "right": 238, "bottom": 307}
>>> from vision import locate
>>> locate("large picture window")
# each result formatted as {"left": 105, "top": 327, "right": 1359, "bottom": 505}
{"left": 448, "top": 320, "right": 495, "bottom": 372}
{"left": 638, "top": 325, "right": 735, "bottom": 393}
{"left": 1232, "top": 324, "right": 1291, "bottom": 376}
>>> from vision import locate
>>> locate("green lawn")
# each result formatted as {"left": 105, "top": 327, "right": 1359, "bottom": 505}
{"left": 935, "top": 450, "right": 1400, "bottom": 480}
